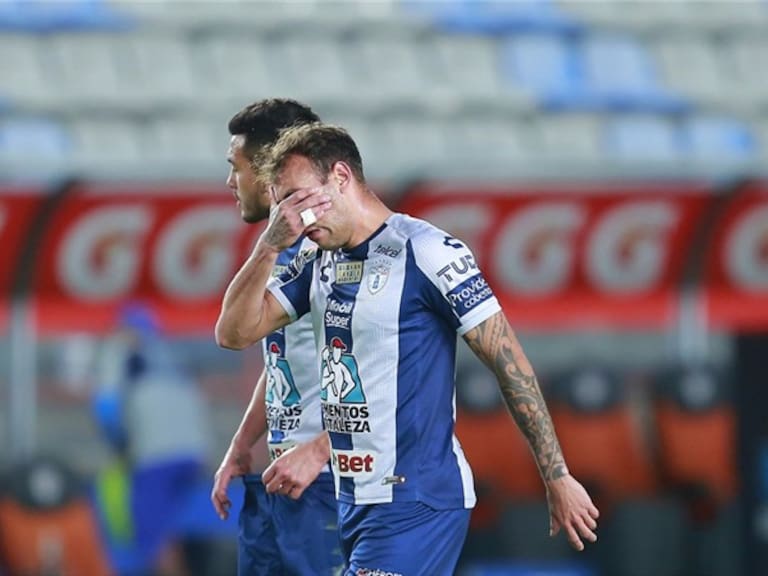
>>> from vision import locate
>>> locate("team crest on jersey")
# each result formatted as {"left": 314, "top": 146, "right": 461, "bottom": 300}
{"left": 265, "top": 342, "right": 301, "bottom": 407}
{"left": 367, "top": 261, "right": 390, "bottom": 295}
{"left": 320, "top": 337, "right": 366, "bottom": 403}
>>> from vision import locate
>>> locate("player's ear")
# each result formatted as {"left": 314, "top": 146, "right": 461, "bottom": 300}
{"left": 330, "top": 161, "right": 352, "bottom": 191}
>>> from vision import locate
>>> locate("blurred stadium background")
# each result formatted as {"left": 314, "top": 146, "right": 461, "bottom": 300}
{"left": 1, "top": 0, "right": 768, "bottom": 575}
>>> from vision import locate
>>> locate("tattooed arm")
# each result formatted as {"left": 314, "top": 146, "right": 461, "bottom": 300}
{"left": 463, "top": 310, "right": 600, "bottom": 550}
{"left": 463, "top": 311, "right": 566, "bottom": 481}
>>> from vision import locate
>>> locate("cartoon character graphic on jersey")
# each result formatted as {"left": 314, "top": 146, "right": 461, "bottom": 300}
{"left": 265, "top": 342, "right": 301, "bottom": 406}
{"left": 321, "top": 337, "right": 366, "bottom": 404}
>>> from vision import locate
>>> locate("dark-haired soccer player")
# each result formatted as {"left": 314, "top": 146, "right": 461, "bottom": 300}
{"left": 211, "top": 99, "right": 343, "bottom": 575}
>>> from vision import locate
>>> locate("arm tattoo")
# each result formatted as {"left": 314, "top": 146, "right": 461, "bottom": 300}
{"left": 464, "top": 312, "right": 568, "bottom": 482}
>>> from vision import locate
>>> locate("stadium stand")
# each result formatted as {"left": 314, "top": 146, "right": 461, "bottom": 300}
{"left": 0, "top": 455, "right": 113, "bottom": 576}
{"left": 0, "top": 0, "right": 765, "bottom": 180}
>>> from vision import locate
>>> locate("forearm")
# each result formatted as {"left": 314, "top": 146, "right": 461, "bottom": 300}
{"left": 229, "top": 371, "right": 268, "bottom": 454}
{"left": 215, "top": 239, "right": 280, "bottom": 349}
{"left": 464, "top": 312, "right": 568, "bottom": 483}
{"left": 308, "top": 430, "right": 331, "bottom": 462}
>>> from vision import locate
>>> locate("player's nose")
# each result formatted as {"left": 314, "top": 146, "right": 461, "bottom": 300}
{"left": 225, "top": 170, "right": 237, "bottom": 192}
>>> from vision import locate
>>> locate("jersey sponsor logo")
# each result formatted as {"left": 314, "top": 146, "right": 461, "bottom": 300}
{"left": 321, "top": 336, "right": 371, "bottom": 433}
{"left": 373, "top": 243, "right": 402, "bottom": 258}
{"left": 447, "top": 273, "right": 494, "bottom": 317}
{"left": 367, "top": 260, "right": 391, "bottom": 295}
{"left": 321, "top": 404, "right": 371, "bottom": 433}
{"left": 355, "top": 569, "right": 403, "bottom": 576}
{"left": 265, "top": 342, "right": 303, "bottom": 432}
{"left": 332, "top": 449, "right": 375, "bottom": 477}
{"left": 335, "top": 261, "right": 363, "bottom": 284}
{"left": 436, "top": 254, "right": 478, "bottom": 283}
{"left": 325, "top": 295, "right": 353, "bottom": 329}
{"left": 267, "top": 439, "right": 296, "bottom": 461}
{"left": 321, "top": 337, "right": 366, "bottom": 404}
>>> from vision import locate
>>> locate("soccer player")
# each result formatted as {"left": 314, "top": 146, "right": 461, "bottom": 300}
{"left": 211, "top": 100, "right": 343, "bottom": 575}
{"left": 215, "top": 123, "right": 599, "bottom": 575}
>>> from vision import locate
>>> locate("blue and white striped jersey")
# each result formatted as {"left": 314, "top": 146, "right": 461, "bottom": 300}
{"left": 268, "top": 214, "right": 501, "bottom": 509}
{"left": 262, "top": 237, "right": 325, "bottom": 462}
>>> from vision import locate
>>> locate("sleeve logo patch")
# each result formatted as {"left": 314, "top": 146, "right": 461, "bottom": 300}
{"left": 446, "top": 273, "right": 494, "bottom": 316}
{"left": 436, "top": 254, "right": 477, "bottom": 283}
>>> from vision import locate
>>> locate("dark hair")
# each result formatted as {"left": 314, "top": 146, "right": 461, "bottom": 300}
{"left": 227, "top": 98, "right": 320, "bottom": 161}
{"left": 268, "top": 123, "right": 366, "bottom": 185}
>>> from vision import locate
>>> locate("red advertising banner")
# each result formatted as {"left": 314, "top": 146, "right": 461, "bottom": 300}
{"left": 704, "top": 182, "right": 768, "bottom": 330}
{"left": 29, "top": 184, "right": 263, "bottom": 334}
{"left": 0, "top": 188, "right": 44, "bottom": 332}
{"left": 2, "top": 179, "right": 767, "bottom": 333}
{"left": 397, "top": 183, "right": 712, "bottom": 329}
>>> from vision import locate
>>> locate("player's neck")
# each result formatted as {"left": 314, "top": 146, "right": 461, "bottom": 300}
{"left": 344, "top": 193, "right": 393, "bottom": 250}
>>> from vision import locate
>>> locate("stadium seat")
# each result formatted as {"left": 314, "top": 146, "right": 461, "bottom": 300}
{"left": 652, "top": 365, "right": 737, "bottom": 521}
{"left": 404, "top": 0, "right": 580, "bottom": 34}
{"left": 127, "top": 35, "right": 199, "bottom": 110}
{"left": 722, "top": 37, "right": 768, "bottom": 107}
{"left": 654, "top": 38, "right": 727, "bottom": 110}
{"left": 376, "top": 114, "right": 451, "bottom": 174}
{"left": 579, "top": 35, "right": 688, "bottom": 112}
{"left": 0, "top": 456, "right": 113, "bottom": 576}
{"left": 193, "top": 36, "right": 278, "bottom": 106}
{"left": 534, "top": 113, "right": 603, "bottom": 161}
{"left": 0, "top": 118, "right": 71, "bottom": 164}
{"left": 498, "top": 501, "right": 573, "bottom": 561}
{"left": 347, "top": 36, "right": 437, "bottom": 110}
{"left": 502, "top": 33, "right": 689, "bottom": 112}
{"left": 70, "top": 119, "right": 145, "bottom": 166}
{"left": 322, "top": 115, "right": 386, "bottom": 174}
{"left": 0, "top": 0, "right": 128, "bottom": 32}
{"left": 757, "top": 120, "right": 768, "bottom": 161}
{"left": 144, "top": 117, "right": 223, "bottom": 165}
{"left": 446, "top": 116, "right": 533, "bottom": 165}
{"left": 0, "top": 34, "right": 50, "bottom": 110}
{"left": 456, "top": 408, "right": 544, "bottom": 505}
{"left": 428, "top": 35, "right": 515, "bottom": 106}
{"left": 500, "top": 35, "right": 585, "bottom": 109}
{"left": 688, "top": 501, "right": 741, "bottom": 576}
{"left": 598, "top": 498, "right": 687, "bottom": 576}
{"left": 682, "top": 116, "right": 757, "bottom": 161}
{"left": 45, "top": 33, "right": 135, "bottom": 111}
{"left": 602, "top": 115, "right": 683, "bottom": 161}
{"left": 547, "top": 368, "right": 658, "bottom": 511}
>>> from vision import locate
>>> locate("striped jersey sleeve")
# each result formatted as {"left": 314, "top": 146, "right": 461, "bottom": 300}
{"left": 267, "top": 240, "right": 318, "bottom": 321}
{"left": 410, "top": 226, "right": 501, "bottom": 335}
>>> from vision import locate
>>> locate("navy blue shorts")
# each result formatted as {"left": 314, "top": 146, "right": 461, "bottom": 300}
{"left": 238, "top": 473, "right": 343, "bottom": 576}
{"left": 339, "top": 501, "right": 471, "bottom": 576}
